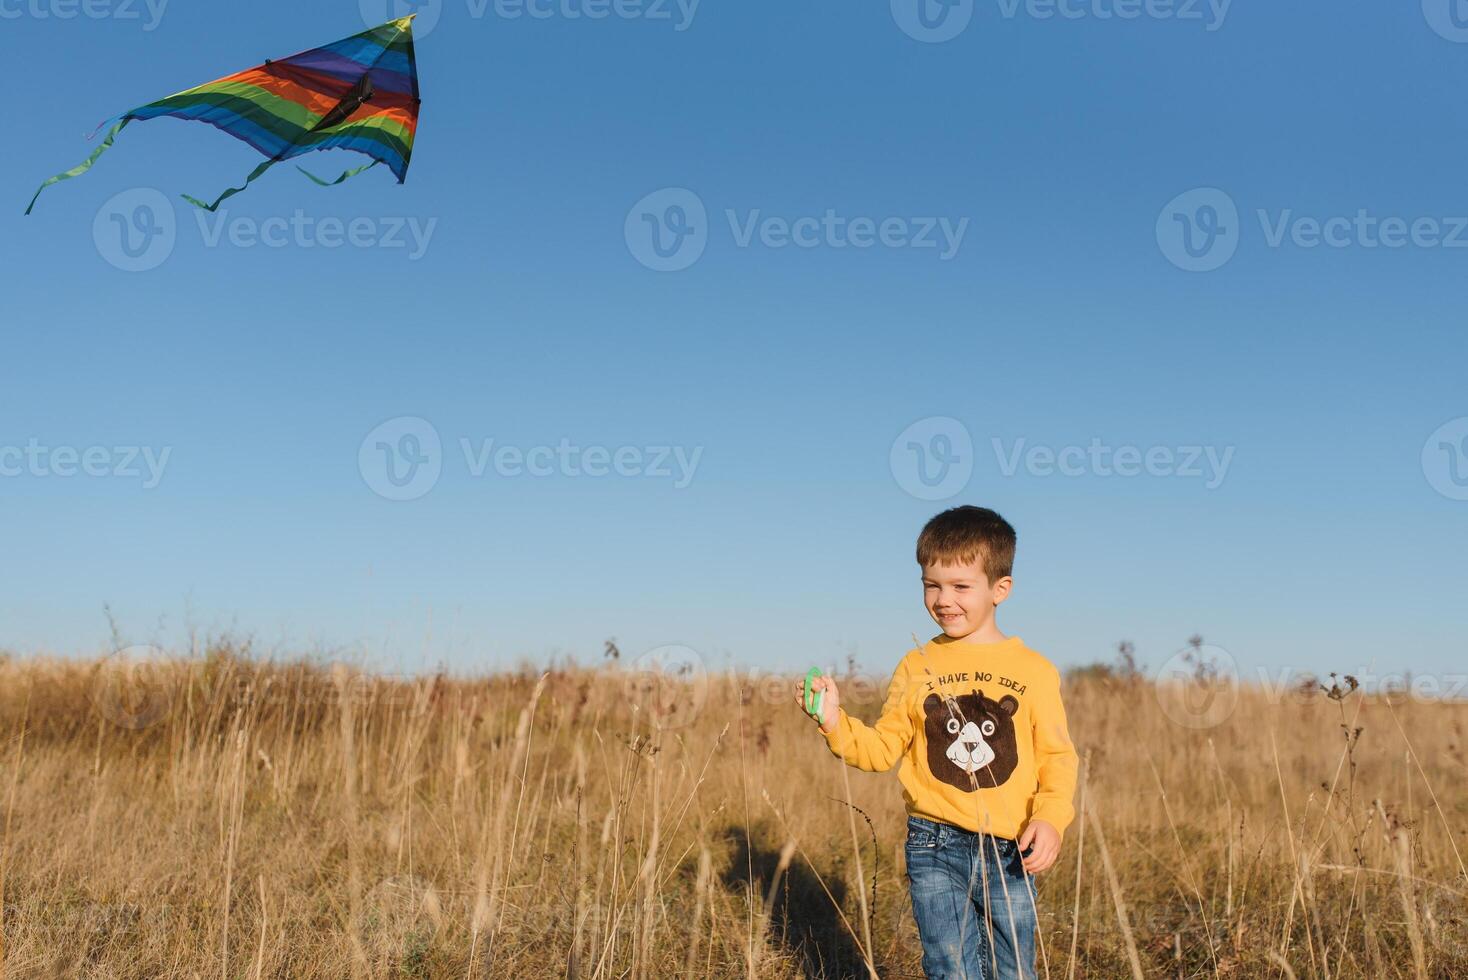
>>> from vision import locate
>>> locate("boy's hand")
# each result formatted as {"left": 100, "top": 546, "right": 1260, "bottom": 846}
{"left": 1018, "top": 819, "right": 1060, "bottom": 874}
{"left": 793, "top": 674, "right": 840, "bottom": 733}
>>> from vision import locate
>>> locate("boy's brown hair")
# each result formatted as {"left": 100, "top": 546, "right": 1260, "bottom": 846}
{"left": 915, "top": 506, "right": 1017, "bottom": 585}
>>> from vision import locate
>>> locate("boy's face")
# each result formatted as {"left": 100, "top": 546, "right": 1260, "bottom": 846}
{"left": 921, "top": 559, "right": 1012, "bottom": 639}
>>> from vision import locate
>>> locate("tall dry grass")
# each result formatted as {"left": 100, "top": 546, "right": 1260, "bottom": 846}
{"left": 0, "top": 641, "right": 1463, "bottom": 978}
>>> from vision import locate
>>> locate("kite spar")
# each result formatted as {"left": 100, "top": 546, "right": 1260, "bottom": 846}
{"left": 26, "top": 16, "right": 421, "bottom": 214}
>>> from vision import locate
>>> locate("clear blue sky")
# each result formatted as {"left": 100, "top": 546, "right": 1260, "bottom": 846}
{"left": 3, "top": 0, "right": 1466, "bottom": 685}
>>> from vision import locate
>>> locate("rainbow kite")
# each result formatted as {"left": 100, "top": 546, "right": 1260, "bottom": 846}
{"left": 26, "top": 16, "right": 421, "bottom": 214}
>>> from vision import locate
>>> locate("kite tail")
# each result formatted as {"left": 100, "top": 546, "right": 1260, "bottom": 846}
{"left": 180, "top": 158, "right": 383, "bottom": 211}
{"left": 296, "top": 158, "right": 382, "bottom": 187}
{"left": 180, "top": 158, "right": 285, "bottom": 212}
{"left": 24, "top": 117, "right": 132, "bottom": 215}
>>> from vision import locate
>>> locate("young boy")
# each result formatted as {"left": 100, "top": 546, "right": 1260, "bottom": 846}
{"left": 796, "top": 505, "right": 1078, "bottom": 980}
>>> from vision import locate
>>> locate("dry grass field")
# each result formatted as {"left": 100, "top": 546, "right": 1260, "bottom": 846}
{"left": 0, "top": 640, "right": 1463, "bottom": 979}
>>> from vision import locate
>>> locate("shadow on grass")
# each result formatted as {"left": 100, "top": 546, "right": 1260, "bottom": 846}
{"left": 717, "top": 824, "right": 870, "bottom": 980}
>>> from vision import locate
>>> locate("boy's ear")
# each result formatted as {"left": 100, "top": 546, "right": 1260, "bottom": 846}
{"left": 991, "top": 575, "right": 1013, "bottom": 605}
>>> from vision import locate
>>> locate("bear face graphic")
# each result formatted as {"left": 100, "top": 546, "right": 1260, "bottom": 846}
{"left": 922, "top": 689, "right": 1020, "bottom": 792}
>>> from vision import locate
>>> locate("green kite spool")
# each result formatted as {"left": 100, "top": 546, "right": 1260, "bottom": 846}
{"left": 803, "top": 667, "right": 824, "bottom": 720}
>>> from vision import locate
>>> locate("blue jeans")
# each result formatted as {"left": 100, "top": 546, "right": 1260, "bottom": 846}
{"left": 904, "top": 815, "right": 1040, "bottom": 980}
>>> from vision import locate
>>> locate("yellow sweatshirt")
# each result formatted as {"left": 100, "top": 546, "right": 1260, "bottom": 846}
{"left": 822, "top": 634, "right": 1078, "bottom": 840}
